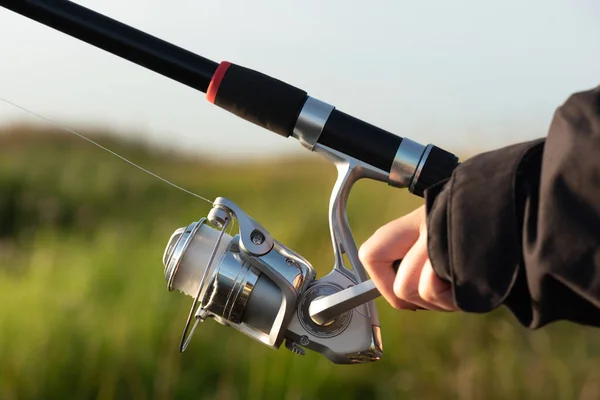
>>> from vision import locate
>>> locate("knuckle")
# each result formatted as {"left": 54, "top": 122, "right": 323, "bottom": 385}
{"left": 387, "top": 295, "right": 412, "bottom": 310}
{"left": 392, "top": 281, "right": 404, "bottom": 299}
{"left": 418, "top": 285, "right": 438, "bottom": 303}
{"left": 357, "top": 242, "right": 375, "bottom": 265}
{"left": 393, "top": 282, "right": 418, "bottom": 303}
{"left": 418, "top": 273, "right": 439, "bottom": 302}
{"left": 390, "top": 300, "right": 405, "bottom": 310}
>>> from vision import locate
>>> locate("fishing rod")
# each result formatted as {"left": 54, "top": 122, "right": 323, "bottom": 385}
{"left": 0, "top": 0, "right": 460, "bottom": 364}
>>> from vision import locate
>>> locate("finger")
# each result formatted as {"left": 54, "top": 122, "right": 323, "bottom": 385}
{"left": 359, "top": 207, "right": 424, "bottom": 309}
{"left": 418, "top": 259, "right": 457, "bottom": 311}
{"left": 361, "top": 206, "right": 424, "bottom": 262}
{"left": 393, "top": 233, "right": 449, "bottom": 311}
{"left": 392, "top": 233, "right": 433, "bottom": 310}
{"left": 366, "top": 259, "right": 418, "bottom": 310}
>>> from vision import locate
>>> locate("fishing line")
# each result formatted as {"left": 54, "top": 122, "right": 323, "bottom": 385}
{"left": 0, "top": 96, "right": 214, "bottom": 205}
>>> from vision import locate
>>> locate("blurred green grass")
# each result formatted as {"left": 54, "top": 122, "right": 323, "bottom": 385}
{"left": 0, "top": 124, "right": 599, "bottom": 400}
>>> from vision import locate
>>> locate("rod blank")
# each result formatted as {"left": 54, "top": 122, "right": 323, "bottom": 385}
{"left": 0, "top": 0, "right": 218, "bottom": 92}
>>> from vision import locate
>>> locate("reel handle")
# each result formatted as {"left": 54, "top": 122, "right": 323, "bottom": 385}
{"left": 307, "top": 260, "right": 401, "bottom": 325}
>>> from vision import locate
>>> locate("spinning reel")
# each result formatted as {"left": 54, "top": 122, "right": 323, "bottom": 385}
{"left": 0, "top": 0, "right": 460, "bottom": 364}
{"left": 161, "top": 96, "right": 457, "bottom": 364}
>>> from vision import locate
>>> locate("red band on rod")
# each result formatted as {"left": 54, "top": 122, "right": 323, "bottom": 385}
{"left": 206, "top": 61, "right": 231, "bottom": 103}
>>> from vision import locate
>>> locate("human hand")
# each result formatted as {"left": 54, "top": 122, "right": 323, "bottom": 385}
{"left": 358, "top": 205, "right": 457, "bottom": 311}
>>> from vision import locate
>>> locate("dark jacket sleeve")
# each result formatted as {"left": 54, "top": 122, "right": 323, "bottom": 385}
{"left": 424, "top": 85, "right": 600, "bottom": 329}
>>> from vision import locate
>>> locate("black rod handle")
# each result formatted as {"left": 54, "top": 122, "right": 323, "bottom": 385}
{"left": 0, "top": 0, "right": 218, "bottom": 92}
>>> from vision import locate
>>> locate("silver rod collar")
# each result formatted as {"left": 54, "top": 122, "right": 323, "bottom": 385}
{"left": 388, "top": 138, "right": 426, "bottom": 188}
{"left": 292, "top": 97, "right": 335, "bottom": 150}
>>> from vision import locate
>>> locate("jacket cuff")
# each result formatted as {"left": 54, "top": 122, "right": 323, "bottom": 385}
{"left": 424, "top": 139, "right": 544, "bottom": 313}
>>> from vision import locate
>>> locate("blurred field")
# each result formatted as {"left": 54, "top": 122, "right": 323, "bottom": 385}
{"left": 0, "top": 124, "right": 599, "bottom": 400}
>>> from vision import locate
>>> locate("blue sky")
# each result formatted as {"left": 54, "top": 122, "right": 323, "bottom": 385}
{"left": 0, "top": 0, "right": 598, "bottom": 159}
